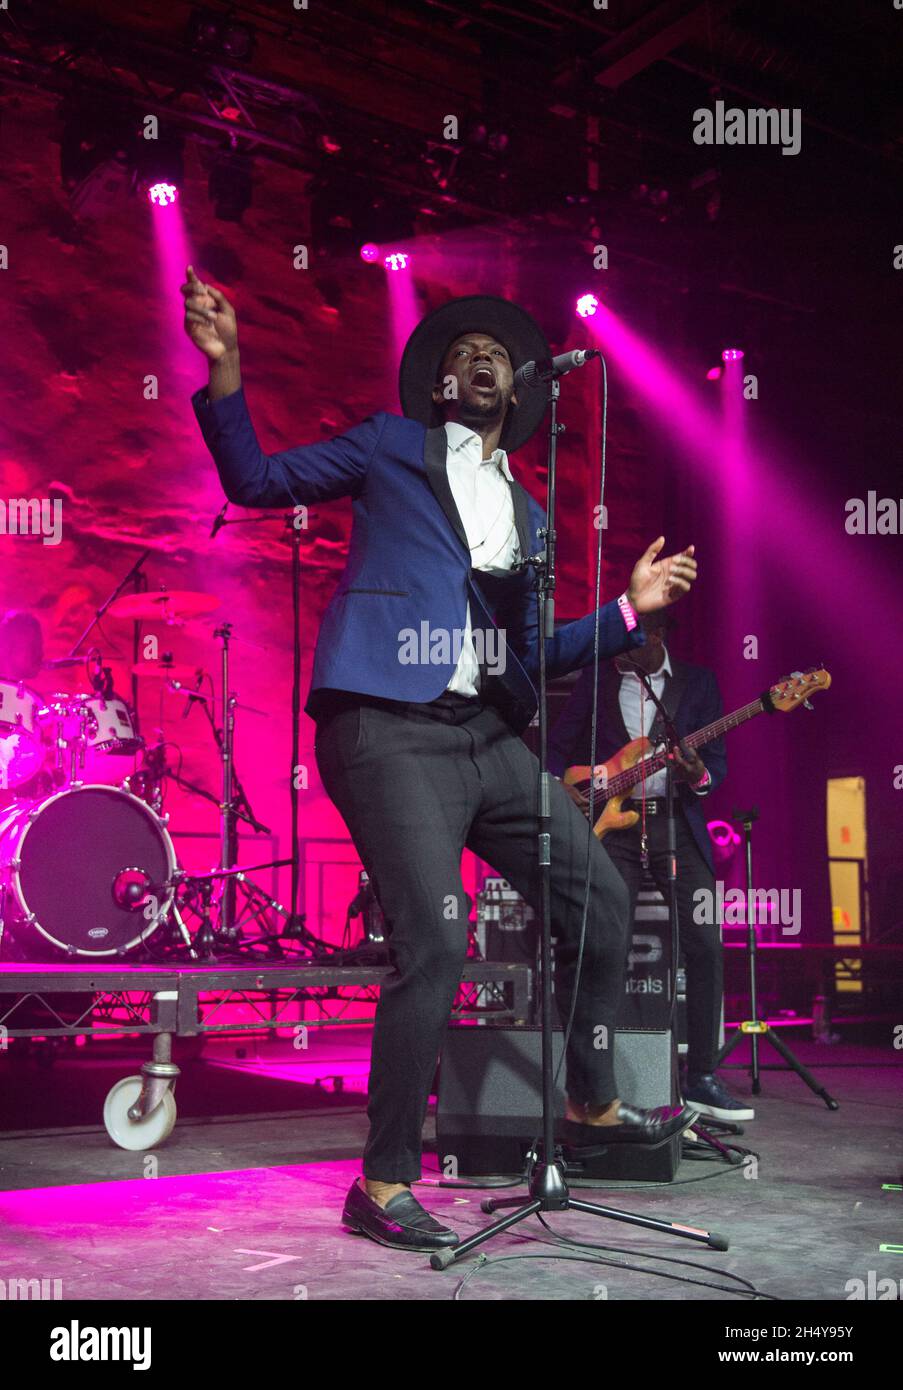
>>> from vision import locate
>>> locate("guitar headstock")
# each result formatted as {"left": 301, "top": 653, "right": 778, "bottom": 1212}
{"left": 768, "top": 667, "right": 831, "bottom": 712}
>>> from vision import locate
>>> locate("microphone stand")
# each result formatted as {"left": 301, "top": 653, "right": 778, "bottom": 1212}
{"left": 717, "top": 806, "right": 839, "bottom": 1109}
{"left": 618, "top": 669, "right": 743, "bottom": 1160}
{"left": 629, "top": 665, "right": 683, "bottom": 1082}
{"left": 432, "top": 369, "right": 726, "bottom": 1272}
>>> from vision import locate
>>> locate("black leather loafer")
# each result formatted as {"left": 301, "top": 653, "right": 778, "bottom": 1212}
{"left": 342, "top": 1179, "right": 460, "bottom": 1252}
{"left": 560, "top": 1102, "right": 695, "bottom": 1150}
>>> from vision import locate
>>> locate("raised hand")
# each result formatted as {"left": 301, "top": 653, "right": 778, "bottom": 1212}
{"left": 180, "top": 265, "right": 238, "bottom": 361}
{"left": 627, "top": 537, "right": 697, "bottom": 613}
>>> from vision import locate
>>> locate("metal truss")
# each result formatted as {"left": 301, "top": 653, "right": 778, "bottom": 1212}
{"left": 0, "top": 960, "right": 531, "bottom": 1041}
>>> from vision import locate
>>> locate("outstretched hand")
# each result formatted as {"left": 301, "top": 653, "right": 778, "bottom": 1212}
{"left": 180, "top": 265, "right": 238, "bottom": 361}
{"left": 627, "top": 537, "right": 697, "bottom": 613}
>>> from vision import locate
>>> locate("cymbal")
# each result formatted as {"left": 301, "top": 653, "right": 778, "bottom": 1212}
{"left": 110, "top": 591, "right": 221, "bottom": 622}
{"left": 43, "top": 656, "right": 87, "bottom": 669}
{"left": 130, "top": 662, "right": 205, "bottom": 682}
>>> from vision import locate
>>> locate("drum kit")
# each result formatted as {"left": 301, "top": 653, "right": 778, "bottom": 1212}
{"left": 0, "top": 585, "right": 301, "bottom": 963}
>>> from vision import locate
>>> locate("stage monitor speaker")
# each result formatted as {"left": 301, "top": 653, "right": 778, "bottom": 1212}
{"left": 436, "top": 1024, "right": 680, "bottom": 1183}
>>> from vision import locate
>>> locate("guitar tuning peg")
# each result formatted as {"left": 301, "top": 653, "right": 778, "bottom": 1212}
{"left": 803, "top": 699, "right": 814, "bottom": 710}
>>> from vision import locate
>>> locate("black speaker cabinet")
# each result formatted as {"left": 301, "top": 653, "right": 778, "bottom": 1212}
{"left": 436, "top": 1024, "right": 681, "bottom": 1182}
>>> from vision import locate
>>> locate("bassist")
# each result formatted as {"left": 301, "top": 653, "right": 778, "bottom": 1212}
{"left": 549, "top": 609, "right": 754, "bottom": 1123}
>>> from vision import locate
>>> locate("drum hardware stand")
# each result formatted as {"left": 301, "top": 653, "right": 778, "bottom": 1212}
{"left": 432, "top": 362, "right": 727, "bottom": 1272}
{"left": 153, "top": 873, "right": 197, "bottom": 959}
{"left": 66, "top": 548, "right": 151, "bottom": 740}
{"left": 207, "top": 506, "right": 325, "bottom": 957}
{"left": 175, "top": 860, "right": 300, "bottom": 961}
{"left": 202, "top": 622, "right": 317, "bottom": 952}
{"left": 148, "top": 757, "right": 301, "bottom": 957}
{"left": 716, "top": 806, "right": 839, "bottom": 1110}
{"left": 175, "top": 619, "right": 321, "bottom": 957}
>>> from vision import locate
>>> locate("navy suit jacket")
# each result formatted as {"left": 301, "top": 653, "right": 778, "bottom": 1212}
{"left": 193, "top": 388, "right": 645, "bottom": 733}
{"left": 548, "top": 657, "right": 727, "bottom": 869}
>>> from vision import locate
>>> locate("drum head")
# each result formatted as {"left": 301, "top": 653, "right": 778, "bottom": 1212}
{"left": 0, "top": 727, "right": 44, "bottom": 789}
{"left": 17, "top": 786, "right": 173, "bottom": 955}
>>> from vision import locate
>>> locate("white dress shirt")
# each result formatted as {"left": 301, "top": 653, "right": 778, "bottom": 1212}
{"left": 443, "top": 420, "right": 520, "bottom": 696}
{"left": 617, "top": 647, "right": 673, "bottom": 797}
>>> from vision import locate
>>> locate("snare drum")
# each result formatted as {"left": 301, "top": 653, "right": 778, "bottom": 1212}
{"left": 82, "top": 694, "right": 144, "bottom": 756}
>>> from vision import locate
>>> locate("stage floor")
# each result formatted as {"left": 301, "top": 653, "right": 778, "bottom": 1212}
{"left": 0, "top": 1034, "right": 900, "bottom": 1301}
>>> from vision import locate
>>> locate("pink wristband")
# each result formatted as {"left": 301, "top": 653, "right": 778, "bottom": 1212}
{"left": 617, "top": 592, "right": 638, "bottom": 632}
{"left": 691, "top": 768, "right": 711, "bottom": 791}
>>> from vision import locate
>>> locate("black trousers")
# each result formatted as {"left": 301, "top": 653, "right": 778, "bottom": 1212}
{"left": 603, "top": 807, "right": 722, "bottom": 1076}
{"left": 314, "top": 693, "right": 632, "bottom": 1183}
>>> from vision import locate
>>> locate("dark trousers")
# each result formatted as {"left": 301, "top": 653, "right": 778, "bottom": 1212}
{"left": 603, "top": 807, "right": 722, "bottom": 1076}
{"left": 314, "top": 694, "right": 632, "bottom": 1183}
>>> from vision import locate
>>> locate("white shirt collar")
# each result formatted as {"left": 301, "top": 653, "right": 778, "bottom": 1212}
{"left": 444, "top": 421, "right": 513, "bottom": 482}
{"left": 619, "top": 644, "right": 673, "bottom": 681}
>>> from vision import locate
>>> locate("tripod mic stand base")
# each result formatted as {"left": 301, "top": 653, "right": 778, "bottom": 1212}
{"left": 719, "top": 1019, "right": 840, "bottom": 1110}
{"left": 429, "top": 1152, "right": 730, "bottom": 1270}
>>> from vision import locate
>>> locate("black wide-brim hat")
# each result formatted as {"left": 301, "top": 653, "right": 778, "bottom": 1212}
{"left": 398, "top": 294, "right": 550, "bottom": 453}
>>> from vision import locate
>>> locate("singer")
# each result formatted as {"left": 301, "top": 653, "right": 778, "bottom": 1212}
{"left": 183, "top": 278, "right": 699, "bottom": 1252}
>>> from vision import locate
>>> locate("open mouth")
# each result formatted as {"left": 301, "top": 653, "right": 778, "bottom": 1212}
{"left": 470, "top": 366, "right": 497, "bottom": 389}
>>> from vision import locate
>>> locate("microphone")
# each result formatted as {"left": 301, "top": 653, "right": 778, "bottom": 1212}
{"left": 514, "top": 349, "right": 599, "bottom": 392}
{"left": 181, "top": 671, "right": 206, "bottom": 718}
{"left": 166, "top": 678, "right": 210, "bottom": 703}
{"left": 210, "top": 502, "right": 228, "bottom": 539}
{"left": 88, "top": 648, "right": 114, "bottom": 701}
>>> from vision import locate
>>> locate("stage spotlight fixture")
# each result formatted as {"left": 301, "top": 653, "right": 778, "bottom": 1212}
{"left": 147, "top": 182, "right": 178, "bottom": 207}
{"left": 576, "top": 293, "right": 599, "bottom": 318}
{"left": 209, "top": 153, "right": 253, "bottom": 222}
{"left": 384, "top": 252, "right": 411, "bottom": 271}
{"left": 722, "top": 347, "right": 744, "bottom": 362}
{"left": 706, "top": 366, "right": 723, "bottom": 381}
{"left": 135, "top": 131, "right": 184, "bottom": 206}
{"left": 359, "top": 243, "right": 380, "bottom": 262}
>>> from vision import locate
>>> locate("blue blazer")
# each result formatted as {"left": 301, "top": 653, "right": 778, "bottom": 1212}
{"left": 192, "top": 388, "right": 645, "bottom": 733}
{"left": 548, "top": 657, "right": 727, "bottom": 869}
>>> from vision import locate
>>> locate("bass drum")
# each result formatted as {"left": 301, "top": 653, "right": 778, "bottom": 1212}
{"left": 0, "top": 784, "right": 177, "bottom": 959}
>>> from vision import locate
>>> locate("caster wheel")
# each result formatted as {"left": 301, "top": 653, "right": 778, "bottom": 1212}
{"left": 103, "top": 1075, "right": 177, "bottom": 1151}
{"left": 480, "top": 1199, "right": 496, "bottom": 1214}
